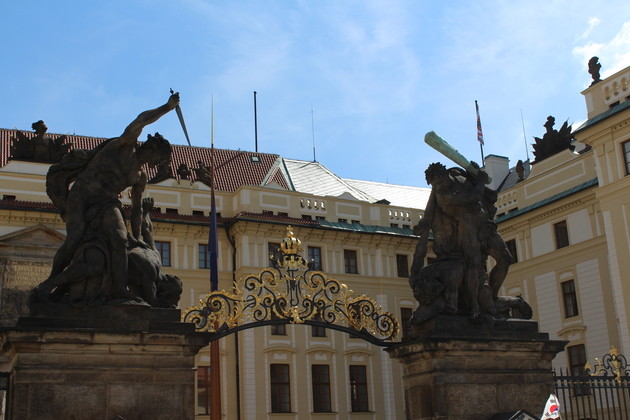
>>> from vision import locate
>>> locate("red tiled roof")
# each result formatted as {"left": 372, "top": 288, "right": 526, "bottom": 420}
{"left": 0, "top": 129, "right": 291, "bottom": 192}
{"left": 0, "top": 199, "right": 311, "bottom": 229}
{"left": 0, "top": 198, "right": 57, "bottom": 211}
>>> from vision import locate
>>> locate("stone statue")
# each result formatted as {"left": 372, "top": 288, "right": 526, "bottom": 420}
{"left": 589, "top": 56, "right": 602, "bottom": 86}
{"left": 127, "top": 198, "right": 182, "bottom": 308}
{"left": 9, "top": 120, "right": 71, "bottom": 163}
{"left": 177, "top": 163, "right": 191, "bottom": 180}
{"left": 33, "top": 93, "right": 180, "bottom": 305}
{"left": 532, "top": 116, "right": 574, "bottom": 162}
{"left": 193, "top": 160, "right": 212, "bottom": 186}
{"left": 516, "top": 160, "right": 525, "bottom": 181}
{"left": 148, "top": 159, "right": 173, "bottom": 184}
{"left": 410, "top": 162, "right": 531, "bottom": 324}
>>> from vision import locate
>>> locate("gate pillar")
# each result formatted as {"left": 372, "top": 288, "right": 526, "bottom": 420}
{"left": 387, "top": 315, "right": 566, "bottom": 420}
{"left": 0, "top": 304, "right": 208, "bottom": 420}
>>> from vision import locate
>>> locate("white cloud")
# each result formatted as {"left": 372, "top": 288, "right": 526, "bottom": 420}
{"left": 573, "top": 21, "right": 630, "bottom": 79}
{"left": 579, "top": 17, "right": 601, "bottom": 40}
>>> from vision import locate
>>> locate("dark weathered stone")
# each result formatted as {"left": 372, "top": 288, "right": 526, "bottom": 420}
{"left": 409, "top": 162, "right": 530, "bottom": 325}
{"left": 409, "top": 314, "right": 546, "bottom": 341}
{"left": 387, "top": 323, "right": 567, "bottom": 420}
{"left": 32, "top": 93, "right": 181, "bottom": 307}
{"left": 589, "top": 56, "right": 602, "bottom": 86}
{"left": 532, "top": 116, "right": 575, "bottom": 163}
{"left": 20, "top": 303, "right": 192, "bottom": 332}
{"left": 9, "top": 120, "right": 71, "bottom": 163}
{"left": 1, "top": 308, "right": 209, "bottom": 420}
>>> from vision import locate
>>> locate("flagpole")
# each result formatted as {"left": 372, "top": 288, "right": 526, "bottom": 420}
{"left": 520, "top": 108, "right": 530, "bottom": 161}
{"left": 209, "top": 95, "right": 222, "bottom": 420}
{"left": 475, "top": 100, "right": 485, "bottom": 164}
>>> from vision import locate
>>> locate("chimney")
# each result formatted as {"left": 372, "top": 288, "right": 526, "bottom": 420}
{"left": 483, "top": 155, "right": 510, "bottom": 190}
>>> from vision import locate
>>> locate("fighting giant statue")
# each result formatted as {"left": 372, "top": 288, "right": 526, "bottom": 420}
{"left": 409, "top": 133, "right": 532, "bottom": 324}
{"left": 33, "top": 93, "right": 182, "bottom": 307}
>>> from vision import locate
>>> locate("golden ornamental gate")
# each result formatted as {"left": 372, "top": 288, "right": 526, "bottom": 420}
{"left": 182, "top": 227, "right": 399, "bottom": 346}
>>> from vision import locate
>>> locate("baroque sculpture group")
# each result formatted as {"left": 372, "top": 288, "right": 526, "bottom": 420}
{"left": 410, "top": 157, "right": 532, "bottom": 324}
{"left": 31, "top": 93, "right": 183, "bottom": 307}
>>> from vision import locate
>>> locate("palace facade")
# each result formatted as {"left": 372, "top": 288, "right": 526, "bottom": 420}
{"left": 491, "top": 63, "right": 630, "bottom": 376}
{"left": 0, "top": 132, "right": 428, "bottom": 419}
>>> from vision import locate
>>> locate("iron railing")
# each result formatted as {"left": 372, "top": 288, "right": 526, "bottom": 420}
{"left": 554, "top": 347, "right": 630, "bottom": 420}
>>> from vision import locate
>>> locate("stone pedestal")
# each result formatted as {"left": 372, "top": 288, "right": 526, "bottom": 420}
{"left": 387, "top": 315, "right": 567, "bottom": 420}
{"left": 0, "top": 303, "right": 208, "bottom": 420}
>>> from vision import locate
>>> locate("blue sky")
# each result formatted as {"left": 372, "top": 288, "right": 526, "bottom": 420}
{"left": 3, "top": 1, "right": 630, "bottom": 187}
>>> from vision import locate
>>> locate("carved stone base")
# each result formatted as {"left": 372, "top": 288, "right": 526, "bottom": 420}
{"left": 387, "top": 315, "right": 567, "bottom": 420}
{"left": 0, "top": 304, "right": 208, "bottom": 420}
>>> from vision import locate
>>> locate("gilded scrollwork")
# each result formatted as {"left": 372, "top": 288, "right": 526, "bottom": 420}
{"left": 182, "top": 226, "right": 399, "bottom": 342}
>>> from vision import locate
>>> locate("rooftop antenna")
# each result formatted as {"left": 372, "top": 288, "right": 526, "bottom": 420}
{"left": 311, "top": 106, "right": 317, "bottom": 162}
{"left": 520, "top": 108, "right": 530, "bottom": 161}
{"left": 253, "top": 91, "right": 258, "bottom": 153}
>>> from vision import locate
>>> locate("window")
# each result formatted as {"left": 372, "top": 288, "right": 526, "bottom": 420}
{"left": 312, "top": 365, "right": 332, "bottom": 412}
{"left": 308, "top": 246, "right": 322, "bottom": 271}
{"left": 311, "top": 324, "right": 326, "bottom": 337}
{"left": 270, "top": 311, "right": 286, "bottom": 335}
{"left": 344, "top": 250, "right": 358, "bottom": 274}
{"left": 400, "top": 307, "right": 413, "bottom": 341}
{"left": 396, "top": 254, "right": 409, "bottom": 278}
{"left": 554, "top": 221, "right": 569, "bottom": 249}
{"left": 567, "top": 344, "right": 589, "bottom": 395}
{"left": 198, "top": 244, "right": 209, "bottom": 269}
{"left": 196, "top": 366, "right": 211, "bottom": 415}
{"left": 567, "top": 344, "right": 587, "bottom": 375}
{"left": 623, "top": 141, "right": 630, "bottom": 175}
{"left": 277, "top": 212, "right": 288, "bottom": 217}
{"left": 166, "top": 208, "right": 178, "bottom": 214}
{"left": 315, "top": 216, "right": 326, "bottom": 221}
{"left": 349, "top": 365, "right": 369, "bottom": 412}
{"left": 311, "top": 312, "right": 326, "bottom": 337}
{"left": 155, "top": 241, "right": 171, "bottom": 267}
{"left": 270, "top": 364, "right": 291, "bottom": 413}
{"left": 351, "top": 220, "right": 360, "bottom": 225}
{"left": 268, "top": 242, "right": 282, "bottom": 267}
{"left": 302, "top": 214, "right": 312, "bottom": 220}
{"left": 2, "top": 195, "right": 16, "bottom": 200}
{"left": 338, "top": 218, "right": 348, "bottom": 223}
{"left": 192, "top": 210, "right": 205, "bottom": 216}
{"left": 390, "top": 223, "right": 399, "bottom": 228}
{"left": 505, "top": 239, "right": 518, "bottom": 263}
{"left": 562, "top": 280, "right": 579, "bottom": 318}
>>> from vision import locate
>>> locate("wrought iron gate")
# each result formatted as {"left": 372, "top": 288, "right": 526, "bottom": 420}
{"left": 554, "top": 347, "right": 630, "bottom": 419}
{"left": 182, "top": 226, "right": 400, "bottom": 346}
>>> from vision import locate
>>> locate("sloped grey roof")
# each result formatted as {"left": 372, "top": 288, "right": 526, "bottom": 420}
{"left": 284, "top": 158, "right": 429, "bottom": 210}
{"left": 283, "top": 159, "right": 375, "bottom": 202}
{"left": 344, "top": 178, "right": 430, "bottom": 210}
{"left": 496, "top": 160, "right": 532, "bottom": 192}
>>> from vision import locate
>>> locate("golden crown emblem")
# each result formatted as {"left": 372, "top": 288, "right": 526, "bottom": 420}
{"left": 280, "top": 226, "right": 302, "bottom": 256}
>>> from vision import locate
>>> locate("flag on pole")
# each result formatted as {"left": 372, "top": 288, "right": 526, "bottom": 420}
{"left": 475, "top": 100, "right": 484, "bottom": 146}
{"left": 208, "top": 181, "right": 218, "bottom": 291}
{"left": 541, "top": 393, "right": 561, "bottom": 419}
{"left": 208, "top": 98, "right": 219, "bottom": 292}
{"left": 208, "top": 96, "right": 222, "bottom": 420}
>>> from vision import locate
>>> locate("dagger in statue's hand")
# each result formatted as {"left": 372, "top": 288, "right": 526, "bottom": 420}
{"left": 170, "top": 88, "right": 192, "bottom": 146}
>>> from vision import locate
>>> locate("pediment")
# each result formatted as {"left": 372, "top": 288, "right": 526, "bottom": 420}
{"left": 263, "top": 181, "right": 287, "bottom": 191}
{"left": 336, "top": 191, "right": 360, "bottom": 201}
{"left": 0, "top": 224, "right": 65, "bottom": 248}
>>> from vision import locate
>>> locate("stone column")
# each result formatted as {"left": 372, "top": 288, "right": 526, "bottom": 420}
{"left": 386, "top": 315, "right": 566, "bottom": 420}
{"left": 0, "top": 304, "right": 208, "bottom": 420}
